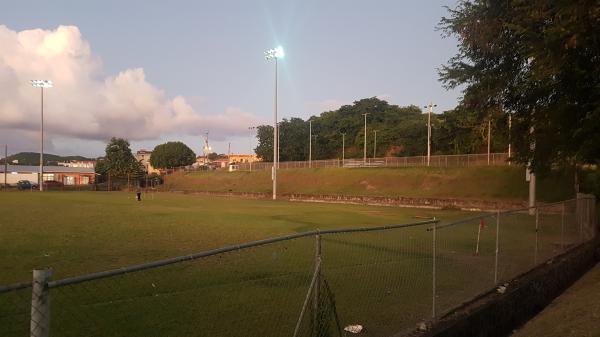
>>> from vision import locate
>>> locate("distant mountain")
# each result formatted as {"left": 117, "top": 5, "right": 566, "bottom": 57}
{"left": 0, "top": 152, "right": 95, "bottom": 166}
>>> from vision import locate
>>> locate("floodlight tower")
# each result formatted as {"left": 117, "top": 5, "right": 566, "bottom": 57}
{"left": 424, "top": 103, "right": 437, "bottom": 166}
{"left": 202, "top": 131, "right": 212, "bottom": 164}
{"left": 265, "top": 46, "right": 284, "bottom": 200}
{"left": 31, "top": 80, "right": 53, "bottom": 191}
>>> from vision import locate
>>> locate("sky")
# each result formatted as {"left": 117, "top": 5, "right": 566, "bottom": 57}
{"left": 0, "top": 0, "right": 461, "bottom": 158}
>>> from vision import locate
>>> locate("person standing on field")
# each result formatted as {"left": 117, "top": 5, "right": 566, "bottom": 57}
{"left": 136, "top": 186, "right": 141, "bottom": 201}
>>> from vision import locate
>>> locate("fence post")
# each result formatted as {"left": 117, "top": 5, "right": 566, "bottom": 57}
{"left": 494, "top": 211, "right": 500, "bottom": 284}
{"left": 313, "top": 232, "right": 322, "bottom": 335}
{"left": 30, "top": 268, "right": 52, "bottom": 337}
{"left": 534, "top": 207, "right": 539, "bottom": 265}
{"left": 432, "top": 218, "right": 437, "bottom": 319}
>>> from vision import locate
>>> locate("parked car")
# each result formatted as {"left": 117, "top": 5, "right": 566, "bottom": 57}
{"left": 17, "top": 180, "right": 38, "bottom": 190}
{"left": 43, "top": 180, "right": 64, "bottom": 189}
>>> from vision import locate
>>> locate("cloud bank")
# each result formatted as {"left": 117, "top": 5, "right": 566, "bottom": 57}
{"left": 0, "top": 25, "right": 257, "bottom": 153}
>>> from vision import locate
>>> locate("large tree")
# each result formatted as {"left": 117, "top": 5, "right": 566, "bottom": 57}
{"left": 439, "top": 1, "right": 600, "bottom": 172}
{"left": 150, "top": 141, "right": 196, "bottom": 169}
{"left": 98, "top": 137, "right": 142, "bottom": 177}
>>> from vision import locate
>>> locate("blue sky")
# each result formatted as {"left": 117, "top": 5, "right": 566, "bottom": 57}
{"left": 0, "top": 0, "right": 461, "bottom": 157}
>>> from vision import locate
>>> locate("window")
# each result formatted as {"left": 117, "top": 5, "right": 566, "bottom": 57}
{"left": 42, "top": 173, "right": 55, "bottom": 181}
{"left": 81, "top": 176, "right": 90, "bottom": 185}
{"left": 63, "top": 176, "right": 75, "bottom": 185}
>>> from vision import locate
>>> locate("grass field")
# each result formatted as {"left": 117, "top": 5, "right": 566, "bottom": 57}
{"left": 166, "top": 166, "right": 574, "bottom": 202}
{"left": 0, "top": 191, "right": 574, "bottom": 337}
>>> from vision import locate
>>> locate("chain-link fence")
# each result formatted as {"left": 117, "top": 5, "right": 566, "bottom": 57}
{"left": 233, "top": 153, "right": 509, "bottom": 172}
{"left": 1, "top": 195, "right": 596, "bottom": 337}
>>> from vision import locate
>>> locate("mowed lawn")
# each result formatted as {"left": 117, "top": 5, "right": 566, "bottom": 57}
{"left": 0, "top": 192, "right": 569, "bottom": 337}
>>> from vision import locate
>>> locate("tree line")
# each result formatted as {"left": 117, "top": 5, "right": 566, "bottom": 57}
{"left": 256, "top": 0, "right": 599, "bottom": 175}
{"left": 254, "top": 97, "right": 509, "bottom": 162}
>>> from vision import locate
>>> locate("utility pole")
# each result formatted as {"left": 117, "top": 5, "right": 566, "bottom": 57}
{"left": 373, "top": 130, "right": 378, "bottom": 158}
{"left": 487, "top": 119, "right": 491, "bottom": 165}
{"left": 508, "top": 114, "right": 512, "bottom": 165}
{"left": 424, "top": 103, "right": 437, "bottom": 166}
{"left": 362, "top": 113, "right": 369, "bottom": 165}
{"left": 528, "top": 125, "right": 536, "bottom": 215}
{"left": 228, "top": 142, "right": 231, "bottom": 164}
{"left": 309, "top": 120, "right": 312, "bottom": 168}
{"left": 341, "top": 132, "right": 345, "bottom": 165}
{"left": 3, "top": 144, "right": 7, "bottom": 190}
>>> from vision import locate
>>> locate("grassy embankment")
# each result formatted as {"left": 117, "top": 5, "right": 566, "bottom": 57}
{"left": 0, "top": 192, "right": 570, "bottom": 337}
{"left": 166, "top": 166, "right": 575, "bottom": 202}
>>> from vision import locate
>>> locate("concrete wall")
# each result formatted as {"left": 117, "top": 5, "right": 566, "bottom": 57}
{"left": 404, "top": 239, "right": 600, "bottom": 337}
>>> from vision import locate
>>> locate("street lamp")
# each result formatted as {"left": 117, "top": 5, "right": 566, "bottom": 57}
{"left": 31, "top": 80, "right": 53, "bottom": 191}
{"left": 265, "top": 46, "right": 284, "bottom": 200}
{"left": 424, "top": 103, "right": 437, "bottom": 166}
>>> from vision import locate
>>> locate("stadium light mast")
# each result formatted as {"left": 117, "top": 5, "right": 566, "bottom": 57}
{"left": 362, "top": 113, "right": 369, "bottom": 165}
{"left": 424, "top": 103, "right": 437, "bottom": 166}
{"left": 265, "top": 46, "right": 284, "bottom": 200}
{"left": 31, "top": 80, "right": 53, "bottom": 191}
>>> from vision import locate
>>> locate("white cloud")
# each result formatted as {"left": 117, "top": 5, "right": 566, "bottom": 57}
{"left": 0, "top": 25, "right": 258, "bottom": 154}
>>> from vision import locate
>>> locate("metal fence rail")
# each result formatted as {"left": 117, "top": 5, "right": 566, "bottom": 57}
{"left": 1, "top": 195, "right": 596, "bottom": 337}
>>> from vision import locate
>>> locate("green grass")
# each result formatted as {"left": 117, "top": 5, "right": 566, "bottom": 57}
{"left": 166, "top": 166, "right": 575, "bottom": 202}
{"left": 0, "top": 192, "right": 575, "bottom": 337}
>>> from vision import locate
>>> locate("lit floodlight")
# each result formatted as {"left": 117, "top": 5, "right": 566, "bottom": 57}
{"left": 264, "top": 46, "right": 285, "bottom": 60}
{"left": 30, "top": 80, "right": 53, "bottom": 88}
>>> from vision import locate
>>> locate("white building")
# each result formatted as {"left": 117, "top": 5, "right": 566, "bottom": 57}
{"left": 0, "top": 165, "right": 96, "bottom": 185}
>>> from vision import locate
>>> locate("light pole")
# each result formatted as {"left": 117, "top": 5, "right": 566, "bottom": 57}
{"left": 309, "top": 120, "right": 312, "bottom": 168}
{"left": 424, "top": 103, "right": 437, "bottom": 166}
{"left": 373, "top": 130, "right": 378, "bottom": 158}
{"left": 362, "top": 113, "right": 369, "bottom": 165}
{"left": 31, "top": 80, "right": 53, "bottom": 191}
{"left": 265, "top": 46, "right": 284, "bottom": 200}
{"left": 341, "top": 132, "right": 346, "bottom": 165}
{"left": 508, "top": 114, "right": 512, "bottom": 165}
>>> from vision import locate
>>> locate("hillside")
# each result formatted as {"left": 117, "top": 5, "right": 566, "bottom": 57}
{"left": 165, "top": 166, "right": 575, "bottom": 202}
{"left": 0, "top": 152, "right": 94, "bottom": 166}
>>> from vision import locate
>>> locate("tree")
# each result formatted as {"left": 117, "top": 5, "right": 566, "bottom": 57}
{"left": 254, "top": 125, "right": 274, "bottom": 161}
{"left": 439, "top": 1, "right": 600, "bottom": 172}
{"left": 103, "top": 137, "right": 141, "bottom": 177}
{"left": 150, "top": 141, "right": 196, "bottom": 169}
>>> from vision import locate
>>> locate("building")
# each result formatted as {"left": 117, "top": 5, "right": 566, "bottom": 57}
{"left": 134, "top": 150, "right": 160, "bottom": 174}
{"left": 0, "top": 165, "right": 96, "bottom": 185}
{"left": 228, "top": 154, "right": 259, "bottom": 164}
{"left": 57, "top": 160, "right": 96, "bottom": 168}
